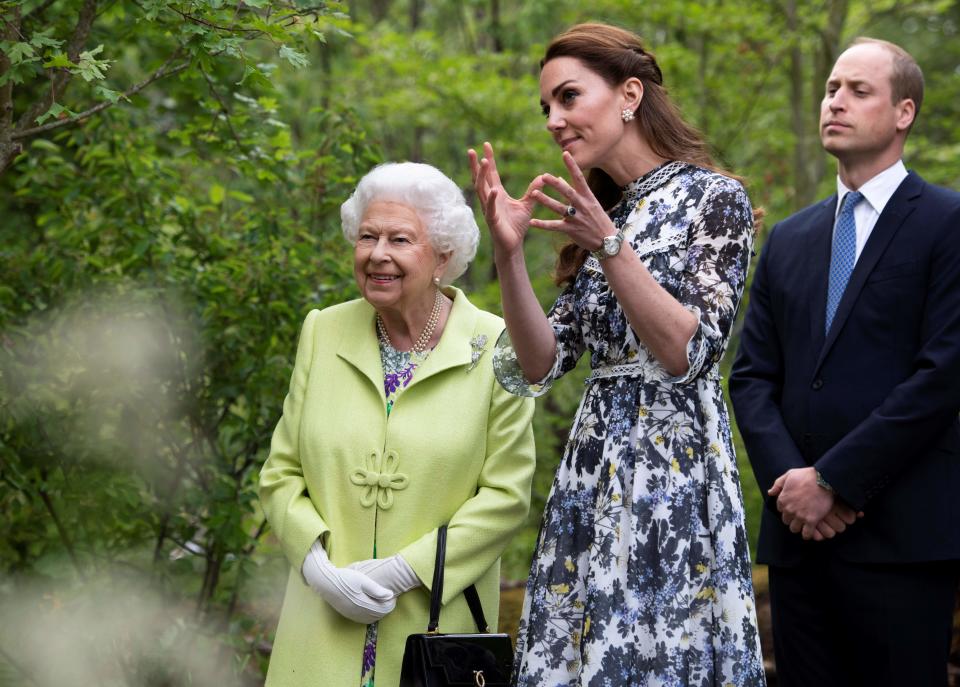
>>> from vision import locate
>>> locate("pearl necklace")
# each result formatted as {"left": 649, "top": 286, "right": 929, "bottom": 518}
{"left": 376, "top": 289, "right": 444, "bottom": 355}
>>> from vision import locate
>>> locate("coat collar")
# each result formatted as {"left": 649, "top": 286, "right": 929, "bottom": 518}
{"left": 335, "top": 286, "right": 481, "bottom": 397}
{"left": 814, "top": 171, "right": 922, "bottom": 372}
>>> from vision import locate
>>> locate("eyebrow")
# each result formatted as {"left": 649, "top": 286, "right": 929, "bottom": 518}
{"left": 541, "top": 79, "right": 578, "bottom": 107}
{"left": 827, "top": 77, "right": 871, "bottom": 88}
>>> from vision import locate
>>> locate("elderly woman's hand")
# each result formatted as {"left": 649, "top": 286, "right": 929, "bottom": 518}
{"left": 302, "top": 539, "right": 396, "bottom": 624}
{"left": 348, "top": 554, "right": 421, "bottom": 596}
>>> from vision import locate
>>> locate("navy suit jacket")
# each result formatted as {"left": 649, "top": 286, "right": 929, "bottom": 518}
{"left": 730, "top": 171, "right": 960, "bottom": 566}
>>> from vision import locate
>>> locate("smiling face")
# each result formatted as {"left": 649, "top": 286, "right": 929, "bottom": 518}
{"left": 540, "top": 56, "right": 636, "bottom": 171}
{"left": 353, "top": 200, "right": 449, "bottom": 317}
{"left": 819, "top": 43, "right": 915, "bottom": 168}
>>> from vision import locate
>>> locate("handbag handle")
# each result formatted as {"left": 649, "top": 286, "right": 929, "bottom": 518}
{"left": 427, "top": 524, "right": 491, "bottom": 634}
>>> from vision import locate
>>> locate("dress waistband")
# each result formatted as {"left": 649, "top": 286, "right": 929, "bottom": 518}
{"left": 586, "top": 363, "right": 647, "bottom": 382}
{"left": 586, "top": 361, "right": 720, "bottom": 383}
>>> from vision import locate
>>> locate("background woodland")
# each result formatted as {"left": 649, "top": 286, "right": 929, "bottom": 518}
{"left": 1, "top": 0, "right": 959, "bottom": 683}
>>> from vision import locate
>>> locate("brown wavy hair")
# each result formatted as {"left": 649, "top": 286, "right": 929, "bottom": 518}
{"left": 545, "top": 23, "right": 754, "bottom": 284}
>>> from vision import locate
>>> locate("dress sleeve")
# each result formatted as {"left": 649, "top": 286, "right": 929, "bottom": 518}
{"left": 491, "top": 282, "right": 587, "bottom": 397}
{"left": 258, "top": 309, "right": 330, "bottom": 572}
{"left": 667, "top": 175, "right": 755, "bottom": 384}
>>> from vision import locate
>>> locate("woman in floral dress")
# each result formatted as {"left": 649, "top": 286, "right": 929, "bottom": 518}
{"left": 469, "top": 23, "right": 766, "bottom": 686}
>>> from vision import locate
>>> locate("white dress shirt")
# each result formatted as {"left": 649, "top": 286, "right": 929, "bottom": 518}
{"left": 834, "top": 160, "right": 908, "bottom": 261}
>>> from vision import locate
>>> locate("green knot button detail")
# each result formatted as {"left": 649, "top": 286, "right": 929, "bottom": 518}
{"left": 349, "top": 450, "right": 409, "bottom": 509}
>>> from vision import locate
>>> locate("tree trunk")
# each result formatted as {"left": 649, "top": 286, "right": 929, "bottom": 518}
{"left": 786, "top": 0, "right": 814, "bottom": 210}
{"left": 808, "top": 0, "right": 849, "bottom": 198}
{"left": 410, "top": 0, "right": 423, "bottom": 160}
{"left": 0, "top": 7, "right": 22, "bottom": 174}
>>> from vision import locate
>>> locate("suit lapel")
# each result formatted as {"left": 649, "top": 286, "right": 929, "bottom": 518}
{"left": 806, "top": 196, "right": 839, "bottom": 351}
{"left": 815, "top": 173, "right": 922, "bottom": 372}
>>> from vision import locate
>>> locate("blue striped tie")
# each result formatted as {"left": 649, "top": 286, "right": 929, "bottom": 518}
{"left": 825, "top": 191, "right": 864, "bottom": 334}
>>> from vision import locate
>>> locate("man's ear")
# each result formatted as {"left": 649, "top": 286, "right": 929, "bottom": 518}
{"left": 896, "top": 98, "right": 916, "bottom": 132}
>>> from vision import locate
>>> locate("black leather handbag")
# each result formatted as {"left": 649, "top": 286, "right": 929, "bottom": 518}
{"left": 398, "top": 525, "right": 514, "bottom": 687}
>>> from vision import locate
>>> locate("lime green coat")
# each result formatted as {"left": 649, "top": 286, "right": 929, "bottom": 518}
{"left": 259, "top": 287, "right": 535, "bottom": 687}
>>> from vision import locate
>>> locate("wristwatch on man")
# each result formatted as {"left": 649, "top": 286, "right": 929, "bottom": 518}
{"left": 592, "top": 229, "right": 625, "bottom": 260}
{"left": 815, "top": 468, "right": 834, "bottom": 493}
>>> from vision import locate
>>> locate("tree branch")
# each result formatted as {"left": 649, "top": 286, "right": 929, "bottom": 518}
{"left": 12, "top": 53, "right": 189, "bottom": 140}
{"left": 37, "top": 477, "right": 87, "bottom": 581}
{"left": 169, "top": 6, "right": 260, "bottom": 36}
{"left": 0, "top": 8, "right": 23, "bottom": 173}
{"left": 14, "top": 0, "right": 98, "bottom": 133}
{"left": 200, "top": 66, "right": 249, "bottom": 152}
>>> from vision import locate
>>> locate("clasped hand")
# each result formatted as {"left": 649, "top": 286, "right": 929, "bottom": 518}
{"left": 301, "top": 539, "right": 395, "bottom": 624}
{"left": 770, "top": 467, "right": 862, "bottom": 541}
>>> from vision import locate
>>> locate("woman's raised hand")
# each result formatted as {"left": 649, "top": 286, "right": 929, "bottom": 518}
{"left": 529, "top": 151, "right": 617, "bottom": 251}
{"left": 468, "top": 142, "right": 544, "bottom": 258}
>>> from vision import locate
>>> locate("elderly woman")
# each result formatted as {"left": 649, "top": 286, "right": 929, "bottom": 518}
{"left": 258, "top": 162, "right": 536, "bottom": 687}
{"left": 470, "top": 23, "right": 765, "bottom": 687}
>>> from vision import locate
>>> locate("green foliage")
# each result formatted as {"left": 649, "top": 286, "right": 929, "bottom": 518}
{"left": 3, "top": 0, "right": 960, "bottom": 682}
{"left": 0, "top": 0, "right": 379, "bottom": 682}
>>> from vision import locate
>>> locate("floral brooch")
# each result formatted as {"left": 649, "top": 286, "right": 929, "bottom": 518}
{"left": 467, "top": 334, "right": 488, "bottom": 371}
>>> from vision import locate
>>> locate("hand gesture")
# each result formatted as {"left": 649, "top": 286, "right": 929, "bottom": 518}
{"left": 528, "top": 151, "right": 618, "bottom": 251}
{"left": 468, "top": 142, "right": 544, "bottom": 258}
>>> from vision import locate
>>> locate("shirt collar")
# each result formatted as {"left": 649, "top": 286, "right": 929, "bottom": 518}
{"left": 835, "top": 159, "right": 908, "bottom": 218}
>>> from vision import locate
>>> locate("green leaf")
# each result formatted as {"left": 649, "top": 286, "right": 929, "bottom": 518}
{"left": 95, "top": 86, "right": 127, "bottom": 104}
{"left": 279, "top": 45, "right": 309, "bottom": 69}
{"left": 228, "top": 190, "right": 254, "bottom": 203}
{"left": 75, "top": 45, "right": 110, "bottom": 82}
{"left": 209, "top": 184, "right": 225, "bottom": 204}
{"left": 43, "top": 52, "right": 76, "bottom": 69}
{"left": 35, "top": 102, "right": 74, "bottom": 125}
{"left": 29, "top": 29, "right": 63, "bottom": 50}
{"left": 4, "top": 41, "right": 36, "bottom": 64}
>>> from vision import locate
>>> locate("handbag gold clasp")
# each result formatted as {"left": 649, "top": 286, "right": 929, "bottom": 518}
{"left": 473, "top": 670, "right": 485, "bottom": 687}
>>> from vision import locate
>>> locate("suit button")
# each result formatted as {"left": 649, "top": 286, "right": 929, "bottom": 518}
{"left": 811, "top": 378, "right": 824, "bottom": 390}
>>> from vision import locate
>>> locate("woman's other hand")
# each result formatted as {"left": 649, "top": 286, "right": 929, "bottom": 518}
{"left": 302, "top": 540, "right": 396, "bottom": 624}
{"left": 468, "top": 142, "right": 544, "bottom": 259}
{"left": 530, "top": 151, "right": 617, "bottom": 251}
{"left": 348, "top": 554, "right": 421, "bottom": 596}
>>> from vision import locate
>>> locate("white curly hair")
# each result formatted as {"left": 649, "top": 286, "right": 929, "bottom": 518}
{"left": 340, "top": 162, "right": 480, "bottom": 286}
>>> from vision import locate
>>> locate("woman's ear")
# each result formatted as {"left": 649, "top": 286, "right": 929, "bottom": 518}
{"left": 622, "top": 77, "right": 644, "bottom": 113}
{"left": 434, "top": 251, "right": 452, "bottom": 283}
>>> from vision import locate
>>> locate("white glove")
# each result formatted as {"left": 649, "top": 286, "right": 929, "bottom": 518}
{"left": 348, "top": 554, "right": 422, "bottom": 596}
{"left": 301, "top": 539, "right": 396, "bottom": 624}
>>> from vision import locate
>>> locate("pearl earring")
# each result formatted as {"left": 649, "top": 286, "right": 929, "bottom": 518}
{"left": 433, "top": 276, "right": 440, "bottom": 285}
{"left": 621, "top": 108, "right": 636, "bottom": 123}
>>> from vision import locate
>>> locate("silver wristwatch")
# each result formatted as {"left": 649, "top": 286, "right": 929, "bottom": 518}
{"left": 592, "top": 230, "right": 625, "bottom": 260}
{"left": 815, "top": 468, "right": 834, "bottom": 493}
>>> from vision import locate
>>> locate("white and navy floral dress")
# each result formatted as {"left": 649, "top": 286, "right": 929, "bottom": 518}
{"left": 495, "top": 162, "right": 766, "bottom": 686}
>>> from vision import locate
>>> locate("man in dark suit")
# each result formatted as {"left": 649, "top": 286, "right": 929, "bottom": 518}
{"left": 730, "top": 37, "right": 960, "bottom": 686}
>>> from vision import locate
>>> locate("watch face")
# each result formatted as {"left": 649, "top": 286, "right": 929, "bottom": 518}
{"left": 602, "top": 235, "right": 621, "bottom": 256}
